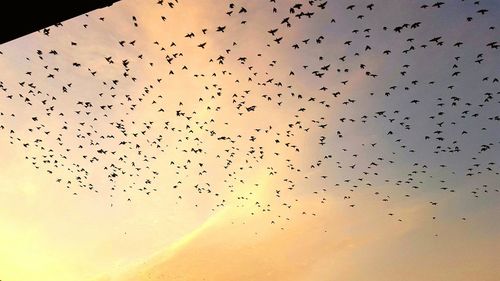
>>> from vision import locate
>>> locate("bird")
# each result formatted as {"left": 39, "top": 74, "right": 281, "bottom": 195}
{"left": 0, "top": 0, "right": 496, "bottom": 245}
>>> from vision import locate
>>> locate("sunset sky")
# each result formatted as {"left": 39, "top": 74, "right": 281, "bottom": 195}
{"left": 0, "top": 0, "right": 499, "bottom": 281}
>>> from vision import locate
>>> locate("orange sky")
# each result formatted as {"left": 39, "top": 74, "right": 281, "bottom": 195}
{"left": 1, "top": 0, "right": 499, "bottom": 281}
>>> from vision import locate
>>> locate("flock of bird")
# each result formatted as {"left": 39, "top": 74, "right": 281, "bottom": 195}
{"left": 0, "top": 0, "right": 498, "bottom": 232}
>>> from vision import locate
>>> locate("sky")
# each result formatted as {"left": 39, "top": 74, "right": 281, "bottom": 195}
{"left": 0, "top": 0, "right": 499, "bottom": 280}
